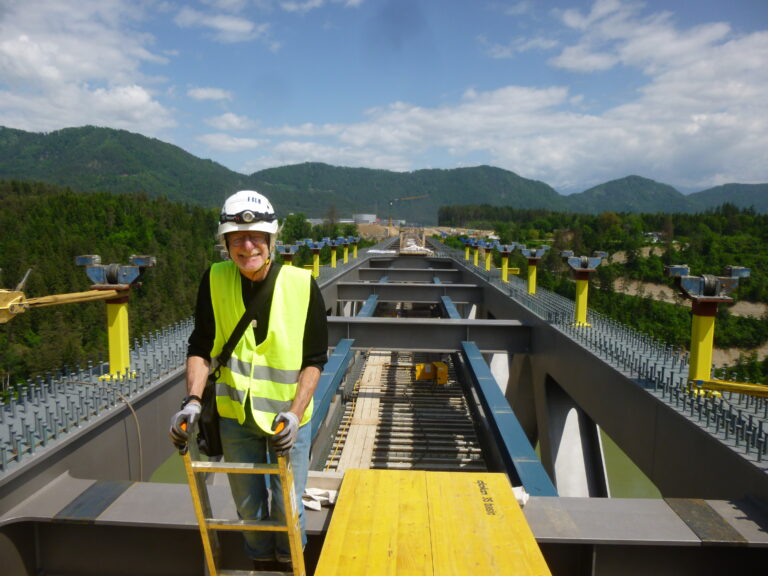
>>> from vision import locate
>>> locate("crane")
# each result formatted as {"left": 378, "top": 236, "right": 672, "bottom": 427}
{"left": 387, "top": 194, "right": 429, "bottom": 229}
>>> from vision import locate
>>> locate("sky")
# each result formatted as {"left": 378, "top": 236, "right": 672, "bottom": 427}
{"left": 1, "top": 0, "right": 767, "bottom": 195}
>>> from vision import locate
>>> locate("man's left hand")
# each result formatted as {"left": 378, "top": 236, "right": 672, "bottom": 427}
{"left": 271, "top": 411, "right": 300, "bottom": 453}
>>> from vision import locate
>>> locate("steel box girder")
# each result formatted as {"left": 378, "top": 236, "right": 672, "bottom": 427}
{"left": 327, "top": 317, "right": 530, "bottom": 353}
{"left": 336, "top": 282, "right": 481, "bottom": 304}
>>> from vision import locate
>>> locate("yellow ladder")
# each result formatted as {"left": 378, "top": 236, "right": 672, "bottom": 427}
{"left": 181, "top": 438, "right": 306, "bottom": 576}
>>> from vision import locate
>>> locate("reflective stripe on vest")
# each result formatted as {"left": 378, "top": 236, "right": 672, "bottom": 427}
{"left": 209, "top": 262, "right": 313, "bottom": 433}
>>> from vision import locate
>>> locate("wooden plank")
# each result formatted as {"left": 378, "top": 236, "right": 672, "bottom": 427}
{"left": 316, "top": 470, "right": 432, "bottom": 575}
{"left": 336, "top": 352, "right": 387, "bottom": 472}
{"left": 315, "top": 470, "right": 551, "bottom": 576}
{"left": 427, "top": 472, "right": 551, "bottom": 575}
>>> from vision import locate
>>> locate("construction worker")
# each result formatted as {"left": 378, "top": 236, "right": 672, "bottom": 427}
{"left": 170, "top": 190, "right": 328, "bottom": 571}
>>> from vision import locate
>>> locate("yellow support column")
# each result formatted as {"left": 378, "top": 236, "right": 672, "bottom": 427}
{"left": 473, "top": 246, "right": 480, "bottom": 267}
{"left": 464, "top": 245, "right": 470, "bottom": 261}
{"left": 527, "top": 261, "right": 537, "bottom": 295}
{"left": 312, "top": 249, "right": 320, "bottom": 278}
{"left": 331, "top": 246, "right": 337, "bottom": 268}
{"left": 688, "top": 301, "right": 717, "bottom": 381}
{"left": 574, "top": 275, "right": 591, "bottom": 327}
{"left": 353, "top": 243, "right": 358, "bottom": 259}
{"left": 106, "top": 297, "right": 130, "bottom": 376}
{"left": 502, "top": 255, "right": 509, "bottom": 283}
{"left": 484, "top": 249, "right": 492, "bottom": 271}
{"left": 343, "top": 243, "right": 349, "bottom": 264}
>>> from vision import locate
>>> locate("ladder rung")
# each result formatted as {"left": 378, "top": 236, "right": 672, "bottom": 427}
{"left": 206, "top": 517, "right": 289, "bottom": 532}
{"left": 191, "top": 461, "right": 279, "bottom": 474}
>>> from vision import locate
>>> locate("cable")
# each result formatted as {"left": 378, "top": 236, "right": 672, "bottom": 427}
{"left": 76, "top": 379, "right": 144, "bottom": 482}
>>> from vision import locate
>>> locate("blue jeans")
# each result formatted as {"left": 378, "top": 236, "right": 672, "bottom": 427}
{"left": 219, "top": 406, "right": 310, "bottom": 561}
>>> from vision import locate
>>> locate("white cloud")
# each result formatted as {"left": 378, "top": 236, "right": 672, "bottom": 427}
{"left": 278, "top": 0, "right": 363, "bottom": 13}
{"left": 264, "top": 123, "right": 344, "bottom": 137}
{"left": 200, "top": 0, "right": 250, "bottom": 12}
{"left": 558, "top": 0, "right": 626, "bottom": 31}
{"left": 255, "top": 9, "right": 768, "bottom": 192}
{"left": 0, "top": 0, "right": 174, "bottom": 135}
{"left": 205, "top": 113, "right": 257, "bottom": 130}
{"left": 197, "top": 133, "right": 266, "bottom": 151}
{"left": 244, "top": 140, "right": 411, "bottom": 174}
{"left": 174, "top": 7, "right": 271, "bottom": 43}
{"left": 504, "top": 2, "right": 533, "bottom": 17}
{"left": 481, "top": 35, "right": 559, "bottom": 59}
{"left": 0, "top": 83, "right": 175, "bottom": 133}
{"left": 188, "top": 87, "right": 233, "bottom": 101}
{"left": 549, "top": 43, "right": 618, "bottom": 72}
{"left": 280, "top": 0, "right": 325, "bottom": 14}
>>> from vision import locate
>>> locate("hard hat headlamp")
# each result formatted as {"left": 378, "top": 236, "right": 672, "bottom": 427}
{"left": 220, "top": 210, "right": 276, "bottom": 224}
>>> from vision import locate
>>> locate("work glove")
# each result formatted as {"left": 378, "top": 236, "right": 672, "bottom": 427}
{"left": 271, "top": 411, "right": 300, "bottom": 453}
{"left": 169, "top": 401, "right": 201, "bottom": 451}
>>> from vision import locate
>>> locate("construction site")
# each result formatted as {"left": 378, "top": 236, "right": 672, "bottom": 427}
{"left": 1, "top": 230, "right": 767, "bottom": 575}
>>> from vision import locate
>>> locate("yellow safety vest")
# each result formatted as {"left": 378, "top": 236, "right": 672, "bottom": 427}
{"left": 209, "top": 261, "right": 313, "bottom": 433}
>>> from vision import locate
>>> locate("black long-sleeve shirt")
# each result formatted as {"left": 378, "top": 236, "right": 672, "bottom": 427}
{"left": 187, "top": 262, "right": 328, "bottom": 371}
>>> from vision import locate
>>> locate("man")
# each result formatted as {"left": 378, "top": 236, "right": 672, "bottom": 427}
{"left": 170, "top": 190, "right": 328, "bottom": 571}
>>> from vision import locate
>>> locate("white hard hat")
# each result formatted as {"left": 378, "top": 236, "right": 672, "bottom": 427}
{"left": 218, "top": 190, "right": 278, "bottom": 238}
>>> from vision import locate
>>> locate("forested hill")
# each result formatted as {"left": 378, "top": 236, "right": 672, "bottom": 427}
{"left": 1, "top": 125, "right": 767, "bottom": 222}
{"left": 0, "top": 181, "right": 217, "bottom": 380}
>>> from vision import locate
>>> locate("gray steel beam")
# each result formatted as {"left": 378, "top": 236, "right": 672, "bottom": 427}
{"left": 357, "top": 268, "right": 463, "bottom": 283}
{"left": 336, "top": 282, "right": 482, "bottom": 304}
{"left": 327, "top": 317, "right": 530, "bottom": 353}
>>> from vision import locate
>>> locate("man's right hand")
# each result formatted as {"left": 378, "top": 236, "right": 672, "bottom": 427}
{"left": 169, "top": 401, "right": 201, "bottom": 450}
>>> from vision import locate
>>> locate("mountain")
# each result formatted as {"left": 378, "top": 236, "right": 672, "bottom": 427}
{"left": 564, "top": 176, "right": 690, "bottom": 213}
{"left": 0, "top": 125, "right": 248, "bottom": 205}
{"left": 0, "top": 126, "right": 766, "bottom": 222}
{"left": 687, "top": 183, "right": 768, "bottom": 213}
{"left": 249, "top": 163, "right": 565, "bottom": 222}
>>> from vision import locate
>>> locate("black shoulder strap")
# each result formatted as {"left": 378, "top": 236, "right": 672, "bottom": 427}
{"left": 212, "top": 270, "right": 273, "bottom": 376}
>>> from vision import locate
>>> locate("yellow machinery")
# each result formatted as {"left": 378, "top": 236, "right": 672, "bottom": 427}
{"left": 690, "top": 378, "right": 768, "bottom": 398}
{"left": 415, "top": 361, "right": 448, "bottom": 385}
{"left": 0, "top": 255, "right": 155, "bottom": 377}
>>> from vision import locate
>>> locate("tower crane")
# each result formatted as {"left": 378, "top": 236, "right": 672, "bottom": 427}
{"left": 387, "top": 194, "right": 429, "bottom": 229}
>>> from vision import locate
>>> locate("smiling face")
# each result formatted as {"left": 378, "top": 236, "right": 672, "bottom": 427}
{"left": 227, "top": 231, "right": 271, "bottom": 281}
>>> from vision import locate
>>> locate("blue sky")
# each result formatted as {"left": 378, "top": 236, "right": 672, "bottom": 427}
{"left": 1, "top": 0, "right": 767, "bottom": 194}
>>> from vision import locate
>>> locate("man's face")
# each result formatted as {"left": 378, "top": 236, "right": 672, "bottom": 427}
{"left": 227, "top": 231, "right": 270, "bottom": 279}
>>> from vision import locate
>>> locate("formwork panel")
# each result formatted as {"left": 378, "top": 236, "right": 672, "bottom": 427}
{"left": 315, "top": 469, "right": 551, "bottom": 575}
